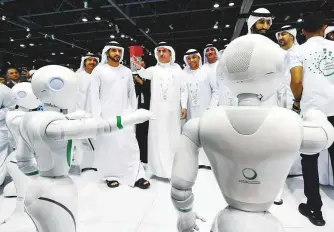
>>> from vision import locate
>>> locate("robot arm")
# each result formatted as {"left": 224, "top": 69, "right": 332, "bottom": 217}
{"left": 46, "top": 109, "right": 155, "bottom": 141}
{"left": 301, "top": 109, "right": 334, "bottom": 155}
{"left": 171, "top": 118, "right": 205, "bottom": 231}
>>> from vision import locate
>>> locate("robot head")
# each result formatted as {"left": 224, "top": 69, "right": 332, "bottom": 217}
{"left": 12, "top": 82, "right": 42, "bottom": 110}
{"left": 31, "top": 65, "right": 76, "bottom": 110}
{"left": 217, "top": 34, "right": 285, "bottom": 102}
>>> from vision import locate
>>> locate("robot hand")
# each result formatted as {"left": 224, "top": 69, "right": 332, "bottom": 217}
{"left": 177, "top": 211, "right": 206, "bottom": 232}
{"left": 120, "top": 109, "right": 156, "bottom": 126}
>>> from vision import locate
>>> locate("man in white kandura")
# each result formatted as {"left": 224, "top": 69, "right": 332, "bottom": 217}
{"left": 170, "top": 34, "right": 334, "bottom": 232}
{"left": 183, "top": 49, "right": 219, "bottom": 169}
{"left": 73, "top": 52, "right": 99, "bottom": 173}
{"left": 132, "top": 41, "right": 188, "bottom": 179}
{"left": 90, "top": 41, "right": 150, "bottom": 189}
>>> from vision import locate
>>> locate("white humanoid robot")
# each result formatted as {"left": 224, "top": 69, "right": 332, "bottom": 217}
{"left": 170, "top": 34, "right": 334, "bottom": 232}
{"left": 0, "top": 82, "right": 42, "bottom": 225}
{"left": 1, "top": 65, "right": 155, "bottom": 232}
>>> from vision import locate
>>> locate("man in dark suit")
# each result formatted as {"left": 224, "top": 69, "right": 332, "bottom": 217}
{"left": 134, "top": 60, "right": 151, "bottom": 164}
{"left": 5, "top": 68, "right": 21, "bottom": 89}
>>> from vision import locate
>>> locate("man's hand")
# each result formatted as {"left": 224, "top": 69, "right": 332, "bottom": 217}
{"left": 181, "top": 108, "right": 187, "bottom": 119}
{"left": 177, "top": 211, "right": 206, "bottom": 232}
{"left": 131, "top": 56, "right": 143, "bottom": 70}
{"left": 135, "top": 76, "right": 144, "bottom": 85}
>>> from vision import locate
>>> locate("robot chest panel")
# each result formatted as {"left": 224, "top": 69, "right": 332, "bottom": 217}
{"left": 199, "top": 107, "right": 303, "bottom": 158}
{"left": 24, "top": 112, "right": 69, "bottom": 157}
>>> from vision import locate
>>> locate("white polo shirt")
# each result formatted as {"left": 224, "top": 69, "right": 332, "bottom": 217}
{"left": 288, "top": 36, "right": 334, "bottom": 116}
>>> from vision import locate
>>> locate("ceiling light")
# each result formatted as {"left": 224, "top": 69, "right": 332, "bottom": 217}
{"left": 213, "top": 25, "right": 218, "bottom": 29}
{"left": 145, "top": 28, "right": 150, "bottom": 33}
{"left": 9, "top": 37, "right": 14, "bottom": 42}
{"left": 67, "top": 64, "right": 70, "bottom": 66}
{"left": 121, "top": 34, "right": 125, "bottom": 38}
{"left": 109, "top": 22, "right": 113, "bottom": 27}
{"left": 223, "top": 38, "right": 227, "bottom": 41}
{"left": 225, "top": 24, "right": 230, "bottom": 28}
{"left": 169, "top": 24, "right": 174, "bottom": 30}
{"left": 20, "top": 44, "right": 25, "bottom": 48}
{"left": 60, "top": 52, "right": 64, "bottom": 55}
{"left": 95, "top": 16, "right": 101, "bottom": 21}
{"left": 213, "top": 3, "right": 219, "bottom": 8}
{"left": 130, "top": 37, "right": 133, "bottom": 41}
{"left": 29, "top": 43, "right": 34, "bottom": 46}
{"left": 110, "top": 35, "right": 115, "bottom": 39}
{"left": 26, "top": 33, "right": 31, "bottom": 38}
{"left": 51, "top": 53, "right": 56, "bottom": 55}
{"left": 297, "top": 18, "right": 303, "bottom": 23}
{"left": 82, "top": 17, "right": 88, "bottom": 22}
{"left": 229, "top": 2, "right": 235, "bottom": 6}
{"left": 213, "top": 38, "right": 217, "bottom": 42}
{"left": 284, "top": 16, "right": 290, "bottom": 21}
{"left": 1, "top": 15, "right": 6, "bottom": 21}
{"left": 26, "top": 27, "right": 30, "bottom": 32}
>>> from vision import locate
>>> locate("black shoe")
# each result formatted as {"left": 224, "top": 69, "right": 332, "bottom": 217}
{"left": 298, "top": 203, "right": 326, "bottom": 226}
{"left": 274, "top": 199, "right": 283, "bottom": 205}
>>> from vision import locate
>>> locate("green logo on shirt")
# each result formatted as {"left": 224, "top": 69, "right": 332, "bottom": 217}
{"left": 310, "top": 48, "right": 334, "bottom": 77}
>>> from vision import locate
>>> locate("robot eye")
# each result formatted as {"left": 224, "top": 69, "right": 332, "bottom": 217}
{"left": 17, "top": 91, "right": 27, "bottom": 98}
{"left": 49, "top": 77, "right": 64, "bottom": 91}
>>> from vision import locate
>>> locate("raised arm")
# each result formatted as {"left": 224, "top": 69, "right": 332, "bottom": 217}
{"left": 170, "top": 118, "right": 205, "bottom": 232}
{"left": 137, "top": 67, "right": 154, "bottom": 80}
{"left": 300, "top": 109, "right": 334, "bottom": 155}
{"left": 46, "top": 109, "right": 155, "bottom": 141}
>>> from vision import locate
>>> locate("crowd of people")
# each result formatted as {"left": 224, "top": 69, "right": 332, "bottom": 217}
{"left": 1, "top": 7, "right": 334, "bottom": 229}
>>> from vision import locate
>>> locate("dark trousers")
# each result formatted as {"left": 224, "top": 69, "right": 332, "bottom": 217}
{"left": 301, "top": 115, "right": 334, "bottom": 212}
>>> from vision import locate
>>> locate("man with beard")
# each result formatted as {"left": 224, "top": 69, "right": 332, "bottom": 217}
{"left": 132, "top": 42, "right": 188, "bottom": 180}
{"left": 202, "top": 44, "right": 231, "bottom": 106}
{"left": 72, "top": 52, "right": 99, "bottom": 173}
{"left": 90, "top": 41, "right": 150, "bottom": 189}
{"left": 183, "top": 49, "right": 219, "bottom": 169}
{"left": 247, "top": 8, "right": 273, "bottom": 35}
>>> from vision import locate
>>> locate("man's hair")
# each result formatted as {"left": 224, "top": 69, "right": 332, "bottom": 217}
{"left": 302, "top": 12, "right": 326, "bottom": 33}
{"left": 6, "top": 67, "right": 18, "bottom": 75}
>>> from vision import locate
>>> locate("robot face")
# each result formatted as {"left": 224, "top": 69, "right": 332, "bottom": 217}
{"left": 31, "top": 65, "right": 76, "bottom": 110}
{"left": 12, "top": 82, "right": 42, "bottom": 110}
{"left": 217, "top": 34, "right": 285, "bottom": 101}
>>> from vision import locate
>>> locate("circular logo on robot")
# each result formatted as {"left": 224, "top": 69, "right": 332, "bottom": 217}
{"left": 242, "top": 168, "right": 257, "bottom": 180}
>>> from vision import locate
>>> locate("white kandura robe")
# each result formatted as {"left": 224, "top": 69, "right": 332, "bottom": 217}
{"left": 90, "top": 64, "right": 146, "bottom": 186}
{"left": 183, "top": 67, "right": 219, "bottom": 167}
{"left": 202, "top": 62, "right": 232, "bottom": 106}
{"left": 137, "top": 63, "right": 188, "bottom": 179}
{"left": 73, "top": 70, "right": 95, "bottom": 169}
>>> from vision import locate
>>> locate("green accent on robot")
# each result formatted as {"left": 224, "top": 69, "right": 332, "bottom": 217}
{"left": 67, "top": 140, "right": 73, "bottom": 167}
{"left": 25, "top": 170, "right": 39, "bottom": 176}
{"left": 116, "top": 116, "right": 123, "bottom": 129}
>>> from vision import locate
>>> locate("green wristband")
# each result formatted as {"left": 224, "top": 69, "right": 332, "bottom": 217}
{"left": 116, "top": 116, "right": 123, "bottom": 129}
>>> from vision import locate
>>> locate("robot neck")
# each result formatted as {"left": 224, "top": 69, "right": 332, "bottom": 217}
{"left": 237, "top": 93, "right": 261, "bottom": 106}
{"left": 43, "top": 104, "right": 66, "bottom": 113}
